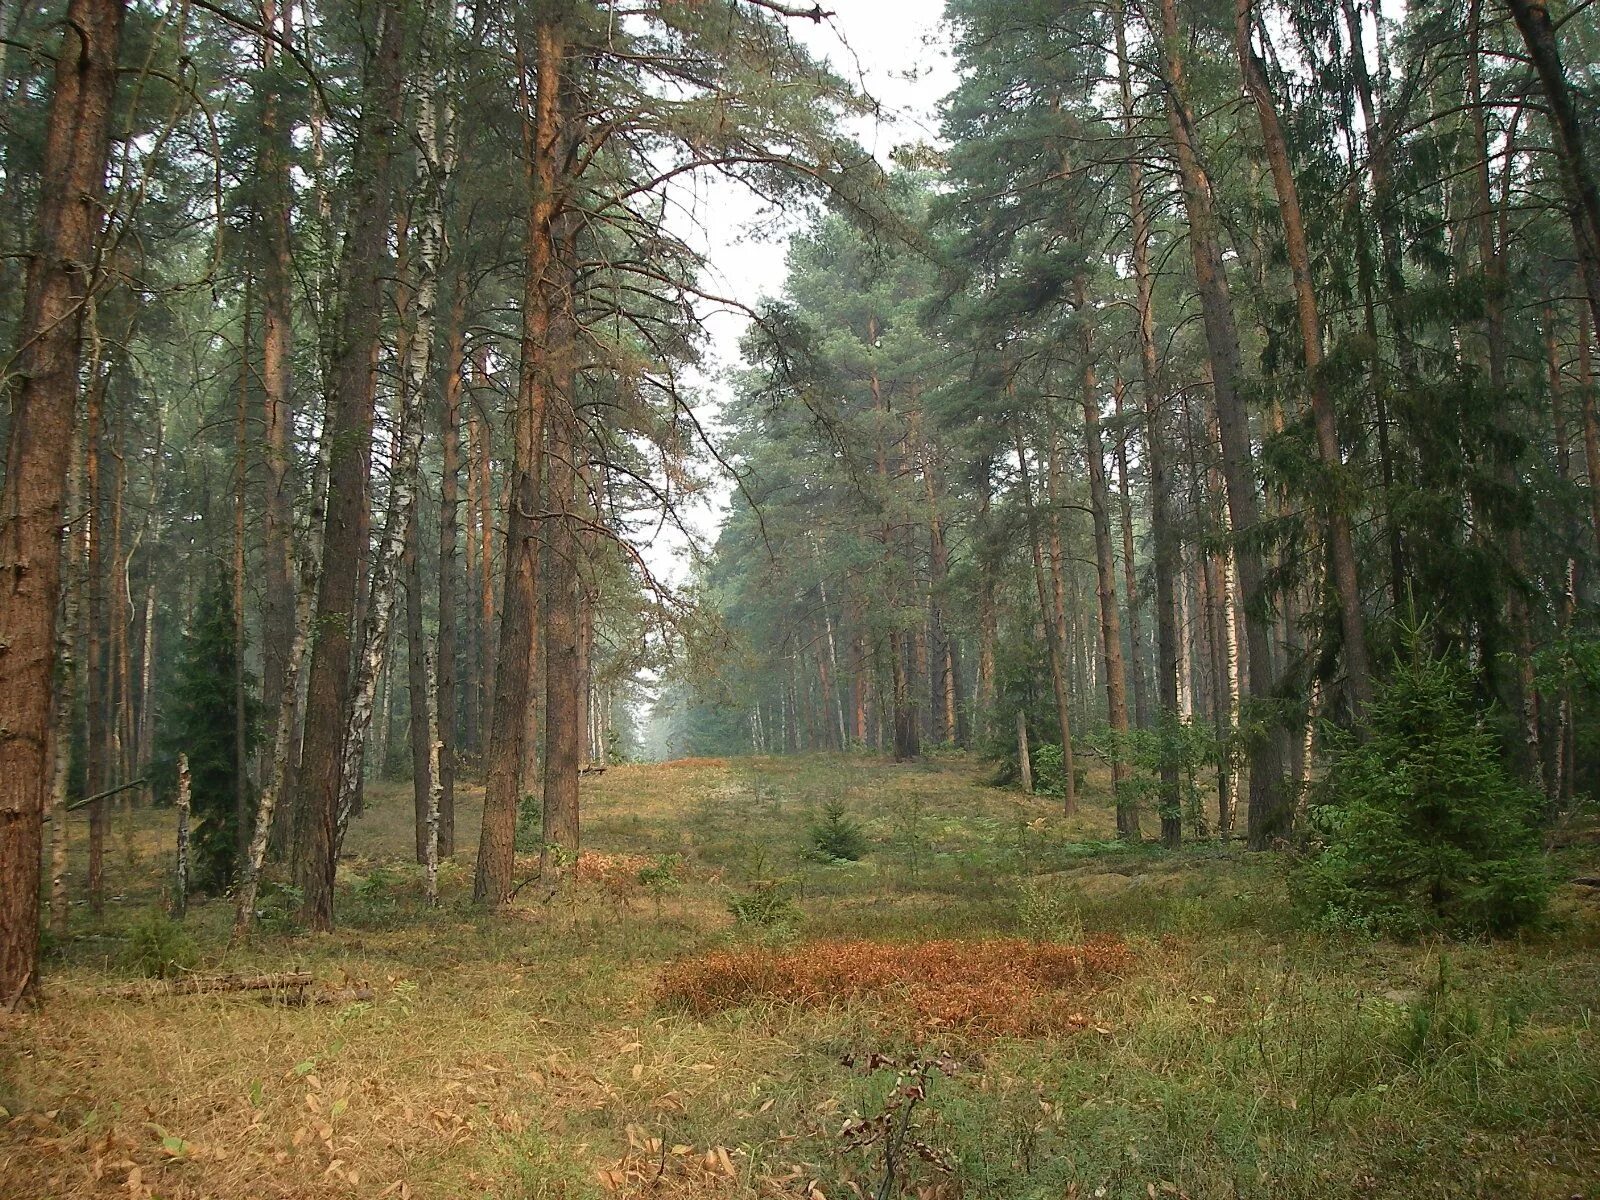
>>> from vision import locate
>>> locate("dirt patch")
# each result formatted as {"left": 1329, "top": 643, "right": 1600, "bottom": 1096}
{"left": 656, "top": 937, "right": 1130, "bottom": 1036}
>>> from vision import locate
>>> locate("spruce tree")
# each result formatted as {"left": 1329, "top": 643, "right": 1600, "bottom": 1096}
{"left": 158, "top": 574, "right": 258, "bottom": 896}
{"left": 1298, "top": 631, "right": 1549, "bottom": 938}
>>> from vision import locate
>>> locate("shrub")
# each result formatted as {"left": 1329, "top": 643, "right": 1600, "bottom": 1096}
{"left": 1031, "top": 743, "right": 1086, "bottom": 798}
{"left": 123, "top": 909, "right": 200, "bottom": 979}
{"left": 1296, "top": 642, "right": 1549, "bottom": 938}
{"left": 728, "top": 876, "right": 801, "bottom": 931}
{"left": 807, "top": 798, "right": 869, "bottom": 862}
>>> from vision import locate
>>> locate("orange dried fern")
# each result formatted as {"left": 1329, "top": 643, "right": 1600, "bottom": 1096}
{"left": 656, "top": 937, "right": 1131, "bottom": 1036}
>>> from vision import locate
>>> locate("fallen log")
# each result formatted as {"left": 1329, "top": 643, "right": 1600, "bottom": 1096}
{"left": 104, "top": 972, "right": 315, "bottom": 999}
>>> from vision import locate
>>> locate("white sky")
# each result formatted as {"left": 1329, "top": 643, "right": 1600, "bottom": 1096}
{"left": 643, "top": 0, "right": 956, "bottom": 585}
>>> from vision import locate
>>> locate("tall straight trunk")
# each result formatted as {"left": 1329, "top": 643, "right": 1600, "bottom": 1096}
{"left": 234, "top": 292, "right": 252, "bottom": 866}
{"left": 423, "top": 651, "right": 442, "bottom": 903}
{"left": 405, "top": 506, "right": 431, "bottom": 863}
{"left": 294, "top": 0, "right": 408, "bottom": 930}
{"left": 1236, "top": 0, "right": 1372, "bottom": 715}
{"left": 540, "top": 283, "right": 582, "bottom": 876}
{"left": 976, "top": 463, "right": 998, "bottom": 732}
{"left": 1155, "top": 0, "right": 1289, "bottom": 847}
{"left": 468, "top": 393, "right": 497, "bottom": 753}
{"left": 258, "top": 0, "right": 296, "bottom": 790}
{"left": 1112, "top": 381, "right": 1149, "bottom": 731}
{"left": 134, "top": 406, "right": 161, "bottom": 802}
{"left": 1502, "top": 0, "right": 1600, "bottom": 339}
{"left": 476, "top": 16, "right": 568, "bottom": 906}
{"left": 813, "top": 543, "right": 848, "bottom": 749}
{"left": 49, "top": 423, "right": 86, "bottom": 940}
{"left": 233, "top": 490, "right": 322, "bottom": 942}
{"left": 1468, "top": 2, "right": 1543, "bottom": 786}
{"left": 1043, "top": 415, "right": 1074, "bottom": 710}
{"left": 1581, "top": 311, "right": 1600, "bottom": 556}
{"left": 335, "top": 95, "right": 443, "bottom": 851}
{"left": 1341, "top": 0, "right": 1409, "bottom": 603}
{"left": 1017, "top": 709, "right": 1033, "bottom": 794}
{"left": 1075, "top": 276, "right": 1138, "bottom": 839}
{"left": 868, "top": 315, "right": 918, "bottom": 761}
{"left": 84, "top": 364, "right": 107, "bottom": 915}
{"left": 1120, "top": 0, "right": 1184, "bottom": 838}
{"left": 915, "top": 424, "right": 959, "bottom": 746}
{"left": 852, "top": 630, "right": 870, "bottom": 743}
{"left": 1546, "top": 308, "right": 1576, "bottom": 804}
{"left": 436, "top": 275, "right": 464, "bottom": 856}
{"left": 0, "top": 0, "right": 124, "bottom": 1002}
{"left": 1013, "top": 420, "right": 1076, "bottom": 813}
{"left": 109, "top": 378, "right": 131, "bottom": 785}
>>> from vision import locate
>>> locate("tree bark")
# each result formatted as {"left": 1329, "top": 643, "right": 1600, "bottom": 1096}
{"left": 1013, "top": 419, "right": 1075, "bottom": 813}
{"left": 1155, "top": 0, "right": 1289, "bottom": 847}
{"left": 1112, "top": 381, "right": 1149, "bottom": 731}
{"left": 293, "top": 0, "right": 408, "bottom": 930}
{"left": 476, "top": 15, "right": 569, "bottom": 906}
{"left": 1075, "top": 276, "right": 1138, "bottom": 840}
{"left": 1236, "top": 0, "right": 1372, "bottom": 716}
{"left": 405, "top": 504, "right": 432, "bottom": 863}
{"left": 257, "top": 0, "right": 297, "bottom": 797}
{"left": 436, "top": 274, "right": 464, "bottom": 856}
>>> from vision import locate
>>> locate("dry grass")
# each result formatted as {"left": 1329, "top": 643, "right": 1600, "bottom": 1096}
{"left": 2, "top": 755, "right": 1597, "bottom": 1200}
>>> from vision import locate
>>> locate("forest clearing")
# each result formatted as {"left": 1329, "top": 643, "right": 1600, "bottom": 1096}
{"left": 5, "top": 0, "right": 1600, "bottom": 1195}
{"left": 3, "top": 755, "right": 1598, "bottom": 1200}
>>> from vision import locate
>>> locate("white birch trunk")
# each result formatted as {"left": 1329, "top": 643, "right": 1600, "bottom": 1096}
{"left": 174, "top": 754, "right": 191, "bottom": 917}
{"left": 334, "top": 81, "right": 444, "bottom": 846}
{"left": 425, "top": 650, "right": 442, "bottom": 904}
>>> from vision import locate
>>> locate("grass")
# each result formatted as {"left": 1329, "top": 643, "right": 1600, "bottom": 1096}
{"left": 1, "top": 754, "right": 1597, "bottom": 1198}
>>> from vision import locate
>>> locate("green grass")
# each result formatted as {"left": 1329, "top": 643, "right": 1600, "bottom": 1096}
{"left": 2, "top": 754, "right": 1597, "bottom": 1199}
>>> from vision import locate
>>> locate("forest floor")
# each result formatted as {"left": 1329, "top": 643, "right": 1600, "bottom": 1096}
{"left": 3, "top": 754, "right": 1600, "bottom": 1199}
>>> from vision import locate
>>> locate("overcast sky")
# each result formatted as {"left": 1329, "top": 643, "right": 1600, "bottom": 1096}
{"left": 643, "top": 0, "right": 956, "bottom": 584}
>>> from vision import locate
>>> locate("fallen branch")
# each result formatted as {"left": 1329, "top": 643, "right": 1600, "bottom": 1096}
{"left": 66, "top": 777, "right": 148, "bottom": 812}
{"left": 103, "top": 971, "right": 315, "bottom": 999}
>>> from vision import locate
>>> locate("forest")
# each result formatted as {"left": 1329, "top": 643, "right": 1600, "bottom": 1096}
{"left": 1, "top": 0, "right": 1599, "bottom": 1196}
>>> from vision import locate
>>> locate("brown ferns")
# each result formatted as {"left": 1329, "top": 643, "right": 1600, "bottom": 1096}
{"left": 656, "top": 937, "right": 1131, "bottom": 1036}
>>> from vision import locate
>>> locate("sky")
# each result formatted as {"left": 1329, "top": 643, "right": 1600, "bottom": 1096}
{"left": 641, "top": 0, "right": 957, "bottom": 585}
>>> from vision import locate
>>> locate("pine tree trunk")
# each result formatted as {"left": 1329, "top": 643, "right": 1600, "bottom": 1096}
{"left": 1076, "top": 276, "right": 1138, "bottom": 839}
{"left": 540, "top": 319, "right": 582, "bottom": 879}
{"left": 1013, "top": 420, "right": 1076, "bottom": 813}
{"left": 476, "top": 15, "right": 568, "bottom": 906}
{"left": 1580, "top": 312, "right": 1600, "bottom": 558}
{"left": 85, "top": 358, "right": 108, "bottom": 916}
{"left": 1112, "top": 381, "right": 1149, "bottom": 732}
{"left": 1017, "top": 709, "right": 1033, "bottom": 795}
{"left": 1155, "top": 0, "right": 1289, "bottom": 847}
{"left": 1236, "top": 0, "right": 1372, "bottom": 715}
{"left": 258, "top": 0, "right": 297, "bottom": 797}
{"left": 334, "top": 89, "right": 443, "bottom": 854}
{"left": 234, "top": 292, "right": 252, "bottom": 868}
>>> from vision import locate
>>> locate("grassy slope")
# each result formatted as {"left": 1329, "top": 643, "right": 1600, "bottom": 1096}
{"left": 1, "top": 755, "right": 1597, "bottom": 1199}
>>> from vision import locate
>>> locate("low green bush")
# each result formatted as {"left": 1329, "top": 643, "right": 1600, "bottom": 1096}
{"left": 122, "top": 908, "right": 200, "bottom": 979}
